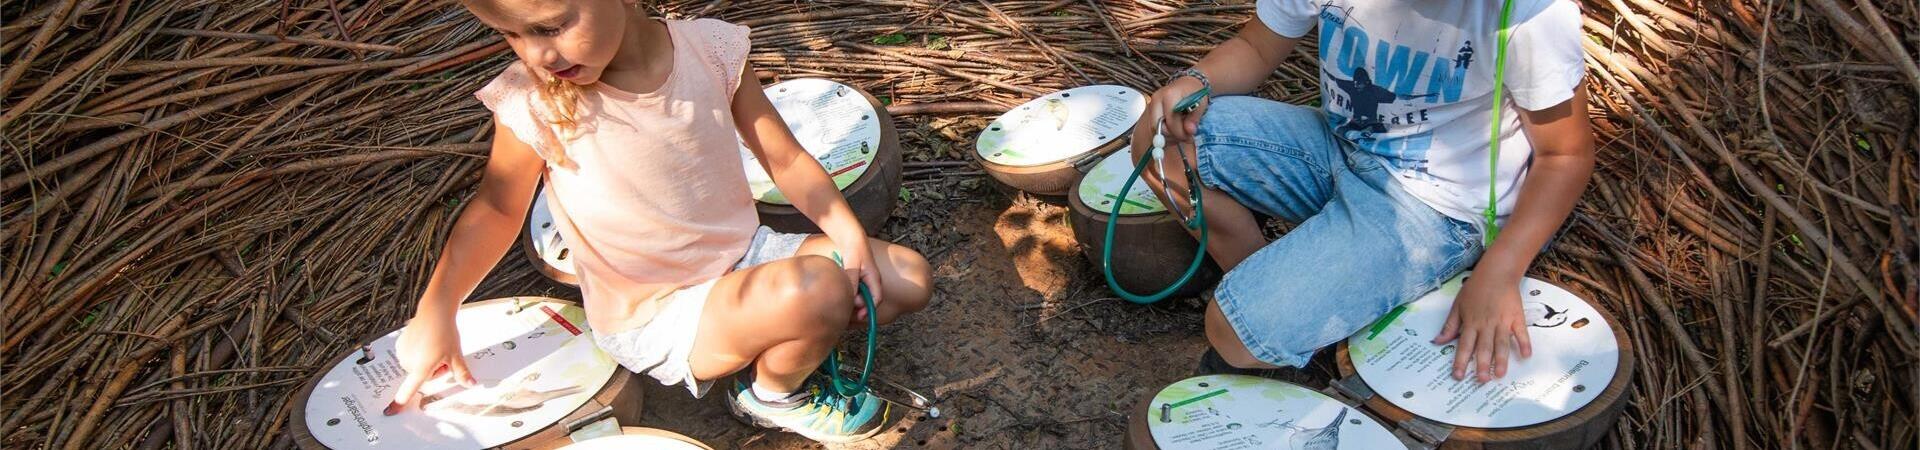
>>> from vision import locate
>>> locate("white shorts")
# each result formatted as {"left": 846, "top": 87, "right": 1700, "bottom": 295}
{"left": 591, "top": 226, "right": 810, "bottom": 397}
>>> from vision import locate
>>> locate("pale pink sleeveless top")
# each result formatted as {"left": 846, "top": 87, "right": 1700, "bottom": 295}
{"left": 476, "top": 19, "right": 758, "bottom": 333}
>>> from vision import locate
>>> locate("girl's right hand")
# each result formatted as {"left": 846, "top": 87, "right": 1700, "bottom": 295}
{"left": 386, "top": 314, "right": 475, "bottom": 415}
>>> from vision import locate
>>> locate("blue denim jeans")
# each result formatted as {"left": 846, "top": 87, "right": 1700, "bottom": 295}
{"left": 1194, "top": 96, "right": 1484, "bottom": 368}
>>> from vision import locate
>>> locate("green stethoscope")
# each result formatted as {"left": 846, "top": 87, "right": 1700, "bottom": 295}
{"left": 819, "top": 253, "right": 939, "bottom": 417}
{"left": 1101, "top": 89, "right": 1213, "bottom": 305}
{"left": 1101, "top": 0, "right": 1516, "bottom": 304}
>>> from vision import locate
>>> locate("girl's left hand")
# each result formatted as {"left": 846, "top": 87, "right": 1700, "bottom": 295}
{"left": 837, "top": 238, "right": 884, "bottom": 323}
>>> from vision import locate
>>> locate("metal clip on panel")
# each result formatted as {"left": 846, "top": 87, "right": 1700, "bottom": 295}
{"left": 1398, "top": 415, "right": 1456, "bottom": 447}
{"left": 1332, "top": 374, "right": 1451, "bottom": 449}
{"left": 1331, "top": 375, "right": 1376, "bottom": 401}
{"left": 564, "top": 405, "right": 620, "bottom": 443}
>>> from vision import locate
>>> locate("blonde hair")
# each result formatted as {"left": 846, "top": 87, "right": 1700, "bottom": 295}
{"left": 533, "top": 65, "right": 582, "bottom": 166}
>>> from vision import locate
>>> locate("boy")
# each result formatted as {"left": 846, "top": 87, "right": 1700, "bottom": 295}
{"left": 1130, "top": 0, "right": 1594, "bottom": 382}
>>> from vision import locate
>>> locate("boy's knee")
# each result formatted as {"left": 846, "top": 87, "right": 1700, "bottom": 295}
{"left": 1195, "top": 96, "right": 1319, "bottom": 142}
{"left": 1204, "top": 301, "right": 1270, "bottom": 368}
{"left": 1196, "top": 96, "right": 1267, "bottom": 134}
{"left": 1205, "top": 325, "right": 1269, "bottom": 368}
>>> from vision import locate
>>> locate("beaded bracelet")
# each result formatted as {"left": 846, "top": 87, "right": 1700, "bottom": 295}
{"left": 1170, "top": 67, "right": 1211, "bottom": 94}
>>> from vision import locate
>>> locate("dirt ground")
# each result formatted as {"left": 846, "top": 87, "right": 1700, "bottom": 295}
{"left": 633, "top": 184, "right": 1238, "bottom": 449}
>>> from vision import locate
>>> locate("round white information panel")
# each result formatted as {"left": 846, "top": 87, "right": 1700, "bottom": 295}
{"left": 739, "top": 78, "right": 883, "bottom": 205}
{"left": 560, "top": 433, "right": 707, "bottom": 450}
{"left": 977, "top": 85, "right": 1146, "bottom": 167}
{"left": 1346, "top": 273, "right": 1620, "bottom": 429}
{"left": 303, "top": 298, "right": 616, "bottom": 449}
{"left": 1077, "top": 150, "right": 1165, "bottom": 215}
{"left": 527, "top": 187, "right": 576, "bottom": 276}
{"left": 1147, "top": 375, "right": 1403, "bottom": 450}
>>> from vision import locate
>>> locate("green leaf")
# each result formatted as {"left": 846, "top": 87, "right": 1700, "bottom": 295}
{"left": 1854, "top": 136, "right": 1871, "bottom": 151}
{"left": 873, "top": 33, "right": 909, "bottom": 45}
{"left": 898, "top": 187, "right": 913, "bottom": 204}
{"left": 50, "top": 261, "right": 66, "bottom": 276}
{"left": 925, "top": 34, "right": 950, "bottom": 51}
{"left": 73, "top": 305, "right": 104, "bottom": 330}
{"left": 1787, "top": 233, "right": 1803, "bottom": 247}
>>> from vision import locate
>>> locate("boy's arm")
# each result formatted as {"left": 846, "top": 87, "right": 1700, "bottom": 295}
{"left": 730, "top": 62, "right": 881, "bottom": 308}
{"left": 1436, "top": 86, "right": 1597, "bottom": 382}
{"left": 1150, "top": 19, "right": 1301, "bottom": 144}
{"left": 1126, "top": 18, "right": 1304, "bottom": 268}
{"left": 1197, "top": 19, "right": 1301, "bottom": 96}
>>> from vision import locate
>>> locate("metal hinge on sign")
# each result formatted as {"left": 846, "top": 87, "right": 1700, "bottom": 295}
{"left": 1331, "top": 375, "right": 1376, "bottom": 401}
{"left": 1398, "top": 415, "right": 1455, "bottom": 448}
{"left": 1394, "top": 432, "right": 1438, "bottom": 450}
{"left": 1069, "top": 149, "right": 1106, "bottom": 173}
{"left": 564, "top": 406, "right": 620, "bottom": 443}
{"left": 1331, "top": 375, "right": 1449, "bottom": 450}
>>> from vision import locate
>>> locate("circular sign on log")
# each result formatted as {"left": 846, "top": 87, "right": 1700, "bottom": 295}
{"left": 739, "top": 78, "right": 901, "bottom": 234}
{"left": 539, "top": 427, "right": 712, "bottom": 450}
{"left": 1337, "top": 274, "right": 1636, "bottom": 449}
{"left": 976, "top": 85, "right": 1146, "bottom": 196}
{"left": 522, "top": 186, "right": 579, "bottom": 286}
{"left": 1126, "top": 375, "right": 1404, "bottom": 449}
{"left": 292, "top": 297, "right": 642, "bottom": 450}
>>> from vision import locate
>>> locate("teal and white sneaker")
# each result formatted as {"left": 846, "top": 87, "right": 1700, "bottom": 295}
{"left": 726, "top": 376, "right": 893, "bottom": 443}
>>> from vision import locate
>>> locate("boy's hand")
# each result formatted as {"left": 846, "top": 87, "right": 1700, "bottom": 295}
{"left": 387, "top": 315, "right": 476, "bottom": 415}
{"left": 1433, "top": 272, "right": 1533, "bottom": 383}
{"left": 836, "top": 238, "right": 884, "bottom": 325}
{"left": 1136, "top": 76, "right": 1211, "bottom": 150}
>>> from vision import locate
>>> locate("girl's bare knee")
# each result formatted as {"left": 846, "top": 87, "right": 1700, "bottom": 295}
{"left": 889, "top": 246, "right": 934, "bottom": 314}
{"left": 771, "top": 256, "right": 854, "bottom": 329}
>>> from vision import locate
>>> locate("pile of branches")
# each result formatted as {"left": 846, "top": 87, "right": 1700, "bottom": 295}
{"left": 0, "top": 0, "right": 1912, "bottom": 449}
{"left": 1560, "top": 1, "right": 1916, "bottom": 448}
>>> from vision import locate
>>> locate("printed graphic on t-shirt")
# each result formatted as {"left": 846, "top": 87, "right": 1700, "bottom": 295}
{"left": 1257, "top": 0, "right": 1584, "bottom": 228}
{"left": 1314, "top": 4, "right": 1475, "bottom": 181}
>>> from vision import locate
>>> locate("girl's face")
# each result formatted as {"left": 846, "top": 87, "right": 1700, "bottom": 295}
{"left": 466, "top": 0, "right": 633, "bottom": 85}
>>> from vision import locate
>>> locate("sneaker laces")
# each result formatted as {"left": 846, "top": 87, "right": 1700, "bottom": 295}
{"left": 800, "top": 383, "right": 860, "bottom": 414}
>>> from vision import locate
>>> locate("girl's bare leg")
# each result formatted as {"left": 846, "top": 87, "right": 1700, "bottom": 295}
{"left": 685, "top": 256, "right": 854, "bottom": 393}
{"left": 795, "top": 236, "right": 933, "bottom": 327}
{"left": 684, "top": 237, "right": 932, "bottom": 392}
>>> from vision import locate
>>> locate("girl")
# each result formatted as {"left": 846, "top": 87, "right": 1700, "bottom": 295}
{"left": 385, "top": 0, "right": 933, "bottom": 443}
{"left": 1131, "top": 0, "right": 1594, "bottom": 383}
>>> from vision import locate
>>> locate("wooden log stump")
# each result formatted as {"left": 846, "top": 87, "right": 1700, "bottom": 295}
{"left": 1067, "top": 151, "right": 1219, "bottom": 299}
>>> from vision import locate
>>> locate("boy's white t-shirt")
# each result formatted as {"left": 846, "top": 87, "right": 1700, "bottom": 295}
{"left": 1256, "top": 0, "right": 1586, "bottom": 231}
